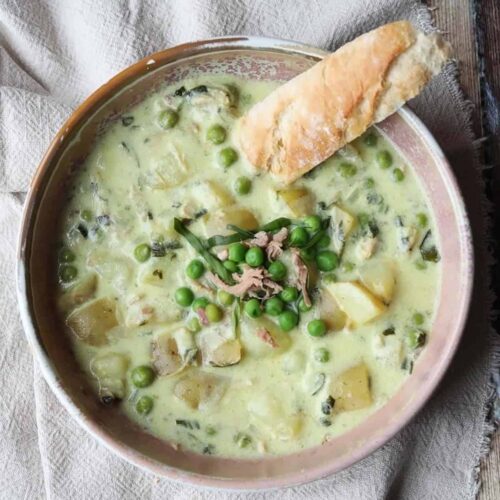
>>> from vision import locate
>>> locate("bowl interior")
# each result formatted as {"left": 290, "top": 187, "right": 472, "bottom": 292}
{"left": 18, "top": 40, "right": 472, "bottom": 489}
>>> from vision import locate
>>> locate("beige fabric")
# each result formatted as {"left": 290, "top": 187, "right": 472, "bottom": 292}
{"left": 0, "top": 1, "right": 495, "bottom": 499}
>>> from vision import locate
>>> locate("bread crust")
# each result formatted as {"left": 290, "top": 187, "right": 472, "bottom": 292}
{"left": 237, "top": 21, "right": 451, "bottom": 184}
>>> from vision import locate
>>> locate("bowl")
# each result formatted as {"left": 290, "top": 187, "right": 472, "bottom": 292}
{"left": 16, "top": 36, "right": 473, "bottom": 489}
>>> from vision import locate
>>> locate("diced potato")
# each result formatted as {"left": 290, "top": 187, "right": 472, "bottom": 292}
{"left": 328, "top": 205, "right": 355, "bottom": 254}
{"left": 277, "top": 188, "right": 314, "bottom": 216}
{"left": 329, "top": 364, "right": 372, "bottom": 412}
{"left": 317, "top": 288, "right": 347, "bottom": 331}
{"left": 143, "top": 139, "right": 189, "bottom": 189}
{"left": 87, "top": 252, "right": 134, "bottom": 294}
{"left": 151, "top": 328, "right": 196, "bottom": 376}
{"left": 58, "top": 273, "right": 98, "bottom": 312}
{"left": 174, "top": 372, "right": 227, "bottom": 409}
{"left": 398, "top": 225, "right": 418, "bottom": 253}
{"left": 208, "top": 340, "right": 242, "bottom": 367}
{"left": 358, "top": 260, "right": 396, "bottom": 304}
{"left": 204, "top": 207, "right": 258, "bottom": 235}
{"left": 372, "top": 333, "right": 403, "bottom": 369}
{"left": 193, "top": 181, "right": 234, "bottom": 210}
{"left": 240, "top": 316, "right": 292, "bottom": 356}
{"left": 248, "top": 393, "right": 302, "bottom": 440}
{"left": 324, "top": 281, "right": 386, "bottom": 325}
{"left": 137, "top": 260, "right": 181, "bottom": 288}
{"left": 198, "top": 325, "right": 241, "bottom": 367}
{"left": 66, "top": 297, "right": 118, "bottom": 346}
{"left": 90, "top": 352, "right": 129, "bottom": 399}
{"left": 356, "top": 236, "right": 378, "bottom": 260}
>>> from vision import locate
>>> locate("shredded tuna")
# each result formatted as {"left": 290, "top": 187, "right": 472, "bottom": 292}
{"left": 217, "top": 249, "right": 229, "bottom": 261}
{"left": 266, "top": 227, "right": 289, "bottom": 261}
{"left": 256, "top": 328, "right": 278, "bottom": 348}
{"left": 197, "top": 308, "right": 210, "bottom": 326}
{"left": 248, "top": 231, "right": 270, "bottom": 248}
{"left": 291, "top": 249, "right": 311, "bottom": 307}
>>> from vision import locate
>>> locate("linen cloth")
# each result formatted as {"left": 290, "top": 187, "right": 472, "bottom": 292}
{"left": 0, "top": 0, "right": 496, "bottom": 498}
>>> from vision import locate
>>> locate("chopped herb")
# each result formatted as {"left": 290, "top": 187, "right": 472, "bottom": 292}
{"left": 193, "top": 208, "right": 208, "bottom": 220}
{"left": 382, "top": 327, "right": 396, "bottom": 336}
{"left": 147, "top": 211, "right": 153, "bottom": 220}
{"left": 203, "top": 444, "right": 215, "bottom": 455}
{"left": 259, "top": 217, "right": 291, "bottom": 233}
{"left": 234, "top": 433, "right": 252, "bottom": 448}
{"left": 206, "top": 426, "right": 217, "bottom": 436}
{"left": 321, "top": 396, "right": 335, "bottom": 415}
{"left": 226, "top": 224, "right": 255, "bottom": 239}
{"left": 318, "top": 201, "right": 327, "bottom": 211}
{"left": 152, "top": 269, "right": 163, "bottom": 279}
{"left": 172, "top": 201, "right": 182, "bottom": 209}
{"left": 407, "top": 329, "right": 427, "bottom": 349}
{"left": 320, "top": 417, "right": 332, "bottom": 427}
{"left": 174, "top": 86, "right": 186, "bottom": 96}
{"left": 151, "top": 240, "right": 166, "bottom": 257}
{"left": 175, "top": 419, "right": 200, "bottom": 430}
{"left": 77, "top": 223, "right": 88, "bottom": 238}
{"left": 311, "top": 373, "right": 326, "bottom": 396}
{"left": 420, "top": 230, "right": 440, "bottom": 262}
{"left": 121, "top": 116, "right": 134, "bottom": 126}
{"left": 96, "top": 214, "right": 111, "bottom": 226}
{"left": 366, "top": 191, "right": 383, "bottom": 205}
{"left": 100, "top": 394, "right": 115, "bottom": 406}
{"left": 120, "top": 141, "right": 130, "bottom": 152}
{"left": 395, "top": 215, "right": 404, "bottom": 227}
{"left": 164, "top": 240, "right": 183, "bottom": 250}
{"left": 186, "top": 85, "right": 208, "bottom": 97}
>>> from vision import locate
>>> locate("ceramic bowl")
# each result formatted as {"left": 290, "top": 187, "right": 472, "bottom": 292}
{"left": 17, "top": 37, "right": 473, "bottom": 489}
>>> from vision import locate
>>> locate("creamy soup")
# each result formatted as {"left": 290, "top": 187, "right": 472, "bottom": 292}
{"left": 56, "top": 75, "right": 441, "bottom": 457}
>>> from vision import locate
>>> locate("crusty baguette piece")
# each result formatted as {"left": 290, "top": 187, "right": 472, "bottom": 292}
{"left": 236, "top": 21, "right": 451, "bottom": 184}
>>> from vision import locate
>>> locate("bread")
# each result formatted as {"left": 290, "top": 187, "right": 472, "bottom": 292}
{"left": 236, "top": 21, "right": 452, "bottom": 185}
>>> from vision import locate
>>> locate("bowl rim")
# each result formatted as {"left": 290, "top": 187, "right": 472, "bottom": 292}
{"left": 16, "top": 35, "right": 474, "bottom": 490}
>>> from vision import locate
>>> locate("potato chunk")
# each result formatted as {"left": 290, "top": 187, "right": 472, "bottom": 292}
{"left": 317, "top": 288, "right": 347, "bottom": 331}
{"left": 58, "top": 273, "right": 98, "bottom": 312}
{"left": 329, "top": 364, "right": 372, "bottom": 412}
{"left": 277, "top": 188, "right": 314, "bottom": 216}
{"left": 90, "top": 352, "right": 129, "bottom": 399}
{"left": 66, "top": 297, "right": 118, "bottom": 346}
{"left": 205, "top": 207, "right": 258, "bottom": 235}
{"left": 151, "top": 328, "right": 196, "bottom": 376}
{"left": 324, "top": 281, "right": 386, "bottom": 325}
{"left": 328, "top": 205, "right": 355, "bottom": 254}
{"left": 174, "top": 372, "right": 227, "bottom": 409}
{"left": 358, "top": 260, "right": 396, "bottom": 304}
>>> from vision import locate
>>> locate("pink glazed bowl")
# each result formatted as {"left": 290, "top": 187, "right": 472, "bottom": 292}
{"left": 17, "top": 37, "right": 473, "bottom": 489}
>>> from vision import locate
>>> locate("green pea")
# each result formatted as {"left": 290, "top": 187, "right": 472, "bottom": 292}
{"left": 413, "top": 312, "right": 425, "bottom": 326}
{"left": 300, "top": 247, "right": 316, "bottom": 263}
{"left": 187, "top": 317, "right": 201, "bottom": 333}
{"left": 218, "top": 147, "right": 238, "bottom": 167}
{"left": 416, "top": 213, "right": 428, "bottom": 228}
{"left": 298, "top": 298, "right": 312, "bottom": 313}
{"left": 314, "top": 347, "right": 330, "bottom": 363}
{"left": 377, "top": 150, "right": 393, "bottom": 169}
{"left": 280, "top": 286, "right": 299, "bottom": 303}
{"left": 205, "top": 303, "right": 223, "bottom": 323}
{"left": 218, "top": 290, "right": 234, "bottom": 306}
{"left": 228, "top": 242, "right": 247, "bottom": 263}
{"left": 136, "top": 395, "right": 154, "bottom": 415}
{"left": 134, "top": 243, "right": 151, "bottom": 263}
{"left": 267, "top": 260, "right": 287, "bottom": 281}
{"left": 59, "top": 247, "right": 75, "bottom": 263}
{"left": 307, "top": 319, "right": 327, "bottom": 337}
{"left": 303, "top": 215, "right": 322, "bottom": 232}
{"left": 290, "top": 227, "right": 309, "bottom": 247}
{"left": 392, "top": 168, "right": 405, "bottom": 182}
{"left": 158, "top": 109, "right": 179, "bottom": 129}
{"left": 316, "top": 234, "right": 331, "bottom": 249}
{"left": 323, "top": 273, "right": 337, "bottom": 283}
{"left": 80, "top": 209, "right": 93, "bottom": 222}
{"left": 234, "top": 176, "right": 252, "bottom": 195}
{"left": 265, "top": 296, "right": 284, "bottom": 316}
{"left": 278, "top": 310, "right": 299, "bottom": 332}
{"left": 59, "top": 265, "right": 78, "bottom": 283}
{"left": 192, "top": 297, "right": 209, "bottom": 311}
{"left": 245, "top": 247, "right": 264, "bottom": 267}
{"left": 186, "top": 259, "right": 205, "bottom": 280}
{"left": 131, "top": 365, "right": 155, "bottom": 388}
{"left": 339, "top": 162, "right": 357, "bottom": 178}
{"left": 407, "top": 328, "right": 427, "bottom": 349}
{"left": 223, "top": 260, "right": 240, "bottom": 273}
{"left": 364, "top": 177, "right": 375, "bottom": 189}
{"left": 206, "top": 124, "right": 226, "bottom": 144}
{"left": 363, "top": 133, "right": 378, "bottom": 147}
{"left": 244, "top": 298, "right": 262, "bottom": 318}
{"left": 175, "top": 287, "right": 194, "bottom": 307}
{"left": 316, "top": 250, "right": 339, "bottom": 272}
{"left": 358, "top": 213, "right": 370, "bottom": 226}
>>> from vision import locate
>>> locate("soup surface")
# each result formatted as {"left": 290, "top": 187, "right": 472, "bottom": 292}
{"left": 56, "top": 74, "right": 441, "bottom": 457}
